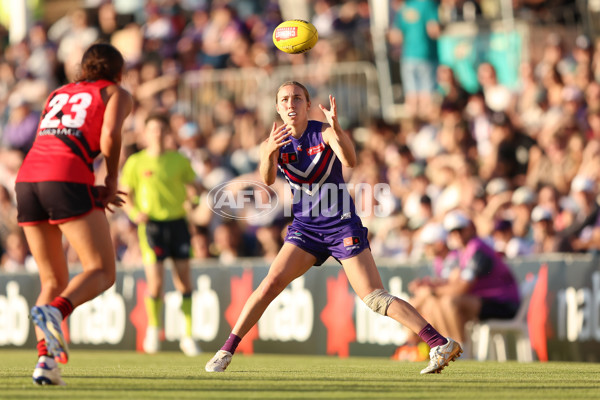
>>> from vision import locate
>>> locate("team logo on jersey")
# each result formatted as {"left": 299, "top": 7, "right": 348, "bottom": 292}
{"left": 343, "top": 236, "right": 360, "bottom": 247}
{"left": 297, "top": 145, "right": 302, "bottom": 151}
{"left": 280, "top": 152, "right": 298, "bottom": 164}
{"left": 143, "top": 170, "right": 154, "bottom": 177}
{"left": 307, "top": 142, "right": 325, "bottom": 156}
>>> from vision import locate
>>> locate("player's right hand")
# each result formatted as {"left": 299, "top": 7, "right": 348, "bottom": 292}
{"left": 265, "top": 123, "right": 292, "bottom": 158}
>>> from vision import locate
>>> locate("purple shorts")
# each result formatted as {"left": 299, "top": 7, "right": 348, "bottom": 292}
{"left": 284, "top": 220, "right": 370, "bottom": 266}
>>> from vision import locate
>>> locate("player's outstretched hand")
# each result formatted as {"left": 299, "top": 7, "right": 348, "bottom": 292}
{"left": 265, "top": 122, "right": 292, "bottom": 158}
{"left": 319, "top": 95, "right": 339, "bottom": 129}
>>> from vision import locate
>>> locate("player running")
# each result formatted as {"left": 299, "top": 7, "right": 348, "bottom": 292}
{"left": 205, "top": 81, "right": 461, "bottom": 374}
{"left": 15, "top": 43, "right": 133, "bottom": 385}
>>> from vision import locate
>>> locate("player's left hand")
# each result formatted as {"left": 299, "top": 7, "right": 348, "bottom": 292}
{"left": 95, "top": 185, "right": 126, "bottom": 213}
{"left": 319, "top": 95, "right": 339, "bottom": 129}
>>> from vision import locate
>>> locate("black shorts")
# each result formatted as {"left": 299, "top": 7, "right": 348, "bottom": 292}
{"left": 479, "top": 298, "right": 520, "bottom": 320}
{"left": 15, "top": 181, "right": 103, "bottom": 225}
{"left": 143, "top": 218, "right": 191, "bottom": 261}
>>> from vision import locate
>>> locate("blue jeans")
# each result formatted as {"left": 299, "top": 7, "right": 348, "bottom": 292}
{"left": 401, "top": 59, "right": 437, "bottom": 95}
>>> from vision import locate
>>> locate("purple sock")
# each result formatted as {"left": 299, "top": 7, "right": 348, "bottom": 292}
{"left": 418, "top": 324, "right": 448, "bottom": 348}
{"left": 221, "top": 333, "right": 242, "bottom": 354}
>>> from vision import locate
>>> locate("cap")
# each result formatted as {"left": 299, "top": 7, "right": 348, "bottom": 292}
{"left": 571, "top": 175, "right": 595, "bottom": 193}
{"left": 562, "top": 85, "right": 583, "bottom": 102}
{"left": 8, "top": 94, "right": 28, "bottom": 108}
{"left": 531, "top": 206, "right": 553, "bottom": 222}
{"left": 420, "top": 223, "right": 447, "bottom": 245}
{"left": 512, "top": 186, "right": 536, "bottom": 205}
{"left": 178, "top": 122, "right": 199, "bottom": 139}
{"left": 443, "top": 211, "right": 471, "bottom": 231}
{"left": 575, "top": 34, "right": 592, "bottom": 50}
{"left": 486, "top": 177, "right": 511, "bottom": 196}
{"left": 493, "top": 219, "right": 512, "bottom": 231}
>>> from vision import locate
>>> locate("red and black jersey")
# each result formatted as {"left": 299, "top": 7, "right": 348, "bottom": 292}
{"left": 16, "top": 80, "right": 115, "bottom": 185}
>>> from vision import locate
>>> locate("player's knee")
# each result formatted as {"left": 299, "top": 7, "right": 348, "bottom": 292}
{"left": 439, "top": 294, "right": 458, "bottom": 309}
{"left": 362, "top": 289, "right": 396, "bottom": 316}
{"left": 101, "top": 269, "right": 116, "bottom": 291}
{"left": 41, "top": 276, "right": 68, "bottom": 296}
{"left": 258, "top": 276, "right": 287, "bottom": 300}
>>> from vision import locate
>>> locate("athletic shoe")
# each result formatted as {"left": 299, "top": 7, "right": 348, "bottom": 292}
{"left": 32, "top": 355, "right": 66, "bottom": 386}
{"left": 30, "top": 305, "right": 69, "bottom": 364}
{"left": 180, "top": 336, "right": 202, "bottom": 357}
{"left": 143, "top": 326, "right": 160, "bottom": 354}
{"left": 420, "top": 338, "right": 462, "bottom": 374}
{"left": 205, "top": 350, "right": 232, "bottom": 372}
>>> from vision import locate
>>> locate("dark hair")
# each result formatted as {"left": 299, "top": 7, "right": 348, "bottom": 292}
{"left": 145, "top": 111, "right": 171, "bottom": 127}
{"left": 77, "top": 43, "right": 124, "bottom": 83}
{"left": 275, "top": 81, "right": 310, "bottom": 104}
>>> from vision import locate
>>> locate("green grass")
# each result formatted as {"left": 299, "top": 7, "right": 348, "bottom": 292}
{"left": 0, "top": 350, "right": 598, "bottom": 399}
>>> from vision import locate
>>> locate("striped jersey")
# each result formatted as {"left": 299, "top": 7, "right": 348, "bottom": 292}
{"left": 277, "top": 120, "right": 361, "bottom": 233}
{"left": 16, "top": 80, "right": 114, "bottom": 185}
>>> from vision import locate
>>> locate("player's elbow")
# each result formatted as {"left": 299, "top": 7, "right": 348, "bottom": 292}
{"left": 262, "top": 174, "right": 276, "bottom": 186}
{"left": 343, "top": 157, "right": 357, "bottom": 168}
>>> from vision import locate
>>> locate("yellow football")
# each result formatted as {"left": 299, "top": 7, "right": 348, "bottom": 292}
{"left": 273, "top": 20, "right": 319, "bottom": 54}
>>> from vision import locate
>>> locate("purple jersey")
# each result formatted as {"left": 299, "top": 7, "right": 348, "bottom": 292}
{"left": 277, "top": 120, "right": 361, "bottom": 233}
{"left": 458, "top": 237, "right": 520, "bottom": 303}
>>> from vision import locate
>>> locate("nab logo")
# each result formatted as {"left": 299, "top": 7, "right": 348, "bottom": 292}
{"left": 208, "top": 180, "right": 279, "bottom": 220}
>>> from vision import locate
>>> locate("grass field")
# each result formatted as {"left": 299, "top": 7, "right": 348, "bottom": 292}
{"left": 0, "top": 350, "right": 598, "bottom": 399}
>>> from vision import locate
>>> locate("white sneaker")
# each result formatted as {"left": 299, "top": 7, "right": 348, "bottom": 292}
{"left": 420, "top": 338, "right": 462, "bottom": 374}
{"left": 143, "top": 326, "right": 160, "bottom": 354}
{"left": 205, "top": 350, "right": 232, "bottom": 372}
{"left": 30, "top": 305, "right": 69, "bottom": 364}
{"left": 180, "top": 336, "right": 201, "bottom": 357}
{"left": 32, "top": 355, "right": 66, "bottom": 386}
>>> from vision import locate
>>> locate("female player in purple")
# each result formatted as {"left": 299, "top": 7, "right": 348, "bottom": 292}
{"left": 205, "top": 81, "right": 461, "bottom": 374}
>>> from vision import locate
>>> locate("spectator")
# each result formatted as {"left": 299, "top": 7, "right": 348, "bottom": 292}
{"left": 0, "top": 184, "right": 17, "bottom": 245}
{"left": 477, "top": 62, "right": 512, "bottom": 112}
{"left": 389, "top": 0, "right": 440, "bottom": 118}
{"left": 491, "top": 218, "right": 532, "bottom": 259}
{"left": 480, "top": 111, "right": 535, "bottom": 185}
{"left": 510, "top": 186, "right": 537, "bottom": 238}
{"left": 436, "top": 65, "right": 469, "bottom": 110}
{"left": 527, "top": 127, "right": 580, "bottom": 195}
{"left": 1, "top": 96, "right": 39, "bottom": 154}
{"left": 0, "top": 229, "right": 37, "bottom": 273}
{"left": 558, "top": 175, "right": 600, "bottom": 252}
{"left": 212, "top": 220, "right": 243, "bottom": 265}
{"left": 424, "top": 211, "right": 521, "bottom": 344}
{"left": 531, "top": 206, "right": 560, "bottom": 254}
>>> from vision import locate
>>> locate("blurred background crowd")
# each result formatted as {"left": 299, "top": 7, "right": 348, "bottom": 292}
{"left": 1, "top": 0, "right": 600, "bottom": 272}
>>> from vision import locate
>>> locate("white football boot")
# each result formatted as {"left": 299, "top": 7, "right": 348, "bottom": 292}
{"left": 205, "top": 350, "right": 232, "bottom": 372}
{"left": 420, "top": 338, "right": 462, "bottom": 374}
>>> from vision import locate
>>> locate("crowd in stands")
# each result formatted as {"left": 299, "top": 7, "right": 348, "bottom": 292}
{"left": 1, "top": 0, "right": 600, "bottom": 272}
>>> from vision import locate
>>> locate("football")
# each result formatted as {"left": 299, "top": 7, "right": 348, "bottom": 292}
{"left": 273, "top": 20, "right": 319, "bottom": 54}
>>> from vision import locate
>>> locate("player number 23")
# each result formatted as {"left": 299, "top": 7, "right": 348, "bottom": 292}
{"left": 39, "top": 92, "right": 93, "bottom": 129}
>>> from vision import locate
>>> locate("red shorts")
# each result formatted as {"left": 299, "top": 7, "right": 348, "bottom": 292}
{"left": 15, "top": 181, "right": 103, "bottom": 225}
